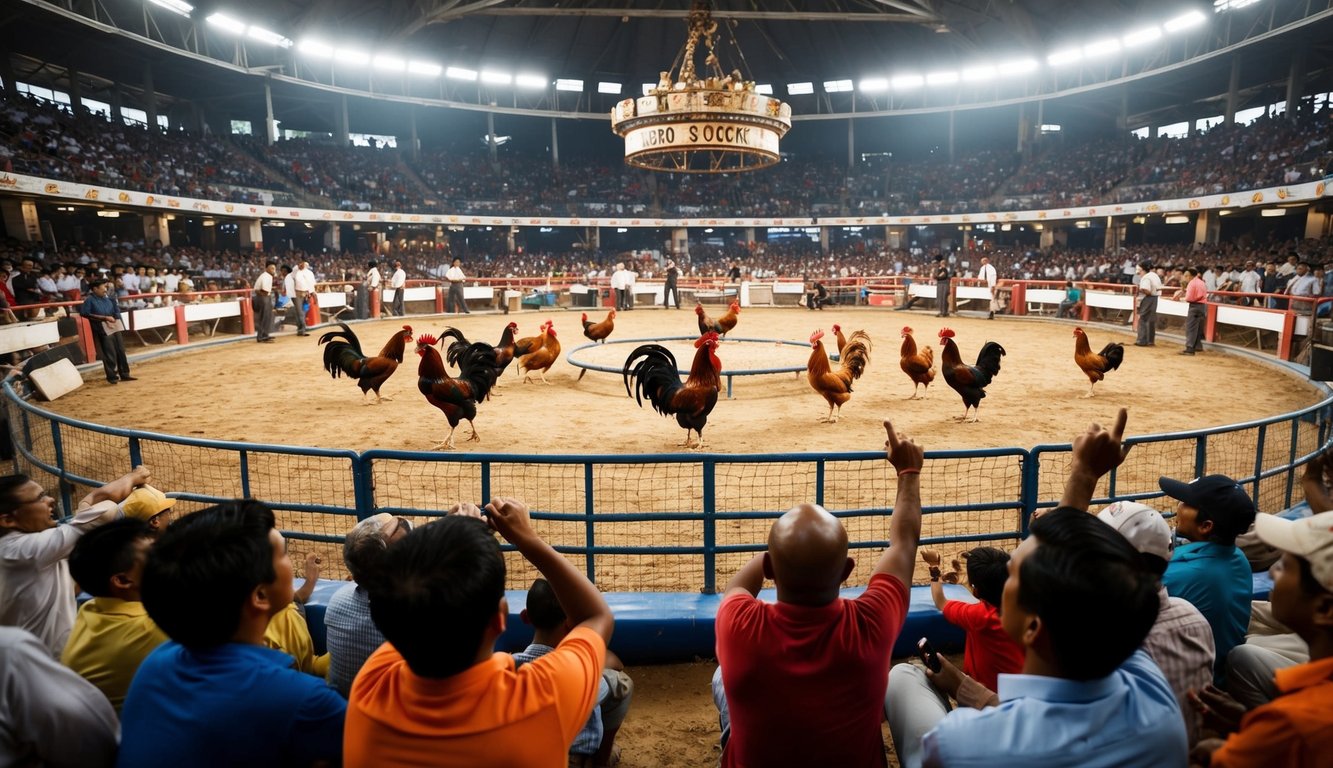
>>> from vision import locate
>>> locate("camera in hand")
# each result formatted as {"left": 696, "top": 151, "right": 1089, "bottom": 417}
{"left": 916, "top": 637, "right": 942, "bottom": 673}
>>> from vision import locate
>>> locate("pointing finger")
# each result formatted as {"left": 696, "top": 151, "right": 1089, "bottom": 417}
{"left": 1112, "top": 407, "right": 1129, "bottom": 441}
{"left": 884, "top": 420, "right": 899, "bottom": 450}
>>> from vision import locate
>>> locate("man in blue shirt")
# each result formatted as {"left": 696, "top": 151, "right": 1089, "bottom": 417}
{"left": 118, "top": 501, "right": 346, "bottom": 768}
{"left": 79, "top": 279, "right": 134, "bottom": 385}
{"left": 1159, "top": 473, "right": 1255, "bottom": 682}
{"left": 886, "top": 409, "right": 1187, "bottom": 768}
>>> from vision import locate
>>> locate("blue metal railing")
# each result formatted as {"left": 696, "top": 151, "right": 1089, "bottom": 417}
{"left": 4, "top": 378, "right": 1331, "bottom": 592}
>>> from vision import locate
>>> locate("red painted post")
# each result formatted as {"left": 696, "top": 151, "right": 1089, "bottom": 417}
{"left": 305, "top": 294, "right": 320, "bottom": 327}
{"left": 173, "top": 304, "right": 189, "bottom": 345}
{"left": 1011, "top": 283, "right": 1026, "bottom": 316}
{"left": 239, "top": 296, "right": 255, "bottom": 335}
{"left": 370, "top": 290, "right": 381, "bottom": 319}
{"left": 1080, "top": 293, "right": 1091, "bottom": 323}
{"left": 1278, "top": 311, "right": 1295, "bottom": 361}
{"left": 434, "top": 285, "right": 445, "bottom": 314}
{"left": 75, "top": 315, "right": 97, "bottom": 363}
{"left": 1204, "top": 302, "right": 1218, "bottom": 343}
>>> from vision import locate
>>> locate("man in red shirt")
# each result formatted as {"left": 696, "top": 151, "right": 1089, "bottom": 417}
{"left": 712, "top": 421, "right": 923, "bottom": 767}
{"left": 921, "top": 546, "right": 1024, "bottom": 690}
{"left": 1175, "top": 266, "right": 1208, "bottom": 355}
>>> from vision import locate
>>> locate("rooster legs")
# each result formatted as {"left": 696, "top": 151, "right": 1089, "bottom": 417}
{"left": 818, "top": 404, "right": 840, "bottom": 423}
{"left": 465, "top": 421, "right": 481, "bottom": 443}
{"left": 1081, "top": 382, "right": 1097, "bottom": 398}
{"left": 431, "top": 427, "right": 458, "bottom": 451}
{"left": 906, "top": 383, "right": 927, "bottom": 400}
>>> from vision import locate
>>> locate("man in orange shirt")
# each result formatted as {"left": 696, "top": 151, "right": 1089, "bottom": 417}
{"left": 1189, "top": 510, "right": 1333, "bottom": 767}
{"left": 344, "top": 499, "right": 613, "bottom": 767}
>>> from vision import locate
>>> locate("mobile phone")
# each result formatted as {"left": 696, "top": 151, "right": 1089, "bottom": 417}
{"left": 917, "top": 637, "right": 942, "bottom": 673}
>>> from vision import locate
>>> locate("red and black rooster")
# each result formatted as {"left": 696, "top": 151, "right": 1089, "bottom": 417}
{"left": 415, "top": 332, "right": 498, "bottom": 450}
{"left": 623, "top": 332, "right": 722, "bottom": 450}
{"left": 318, "top": 322, "right": 413, "bottom": 404}
{"left": 938, "top": 328, "right": 1006, "bottom": 423}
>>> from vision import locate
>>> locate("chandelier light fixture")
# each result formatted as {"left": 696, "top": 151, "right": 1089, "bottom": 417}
{"left": 610, "top": 1, "right": 791, "bottom": 173}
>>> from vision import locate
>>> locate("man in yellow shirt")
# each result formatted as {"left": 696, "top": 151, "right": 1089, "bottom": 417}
{"left": 62, "top": 518, "right": 167, "bottom": 712}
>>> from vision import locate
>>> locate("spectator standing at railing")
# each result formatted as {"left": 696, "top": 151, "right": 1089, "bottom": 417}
{"left": 11, "top": 259, "right": 41, "bottom": 319}
{"left": 80, "top": 279, "right": 135, "bottom": 384}
{"left": 1285, "top": 262, "right": 1320, "bottom": 314}
{"left": 390, "top": 259, "right": 406, "bottom": 317}
{"left": 1262, "top": 261, "right": 1284, "bottom": 309}
{"left": 978, "top": 256, "right": 998, "bottom": 319}
{"left": 663, "top": 258, "right": 681, "bottom": 309}
{"left": 1135, "top": 261, "right": 1162, "bottom": 347}
{"left": 933, "top": 256, "right": 952, "bottom": 318}
{"left": 253, "top": 261, "right": 276, "bottom": 344}
{"left": 1175, "top": 267, "right": 1208, "bottom": 356}
{"left": 292, "top": 259, "right": 316, "bottom": 337}
{"left": 445, "top": 258, "right": 469, "bottom": 314}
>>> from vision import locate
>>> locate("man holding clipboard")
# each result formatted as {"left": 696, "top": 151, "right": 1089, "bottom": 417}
{"left": 80, "top": 279, "right": 135, "bottom": 384}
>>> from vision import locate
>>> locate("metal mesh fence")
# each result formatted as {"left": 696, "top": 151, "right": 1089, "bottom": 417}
{"left": 5, "top": 382, "right": 1330, "bottom": 593}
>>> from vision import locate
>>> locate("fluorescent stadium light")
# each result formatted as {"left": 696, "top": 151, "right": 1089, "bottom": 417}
{"left": 298, "top": 39, "right": 334, "bottom": 58}
{"left": 754, "top": 84, "right": 773, "bottom": 94}
{"left": 1260, "top": 208, "right": 1285, "bottom": 217}
{"left": 997, "top": 58, "right": 1039, "bottom": 76}
{"left": 858, "top": 78, "right": 888, "bottom": 93}
{"left": 555, "top": 78, "right": 584, "bottom": 92}
{"left": 1122, "top": 26, "right": 1163, "bottom": 47}
{"left": 147, "top": 0, "right": 193, "bottom": 18}
{"left": 515, "top": 73, "right": 547, "bottom": 89}
{"left": 787, "top": 82, "right": 814, "bottom": 95}
{"left": 1047, "top": 48, "right": 1083, "bottom": 66}
{"left": 891, "top": 74, "right": 924, "bottom": 90}
{"left": 334, "top": 49, "right": 370, "bottom": 66}
{"left": 447, "top": 67, "right": 478, "bottom": 81}
{"left": 961, "top": 65, "right": 996, "bottom": 82}
{"left": 1083, "top": 38, "right": 1121, "bottom": 57}
{"left": 597, "top": 81, "right": 622, "bottom": 94}
{"left": 481, "top": 70, "right": 512, "bottom": 85}
{"left": 373, "top": 55, "right": 407, "bottom": 73}
{"left": 925, "top": 71, "right": 959, "bottom": 85}
{"left": 1165, "top": 10, "right": 1207, "bottom": 32}
{"left": 1215, "top": 0, "right": 1261, "bottom": 10}
{"left": 407, "top": 61, "right": 442, "bottom": 77}
{"left": 823, "top": 79, "right": 853, "bottom": 93}
{"left": 1164, "top": 215, "right": 1190, "bottom": 224}
{"left": 247, "top": 26, "right": 292, "bottom": 47}
{"left": 206, "top": 13, "right": 245, "bottom": 34}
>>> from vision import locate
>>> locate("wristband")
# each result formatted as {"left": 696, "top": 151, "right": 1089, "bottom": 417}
{"left": 897, "top": 468, "right": 920, "bottom": 477}
{"left": 929, "top": 566, "right": 941, "bottom": 582}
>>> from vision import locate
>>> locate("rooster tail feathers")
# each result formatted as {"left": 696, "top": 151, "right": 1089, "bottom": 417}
{"left": 623, "top": 344, "right": 683, "bottom": 414}
{"left": 848, "top": 330, "right": 871, "bottom": 353}
{"left": 317, "top": 322, "right": 363, "bottom": 355}
{"left": 1100, "top": 342, "right": 1125, "bottom": 371}
{"left": 975, "top": 341, "right": 1006, "bottom": 377}
{"left": 321, "top": 340, "right": 363, "bottom": 379}
{"left": 840, "top": 332, "right": 871, "bottom": 380}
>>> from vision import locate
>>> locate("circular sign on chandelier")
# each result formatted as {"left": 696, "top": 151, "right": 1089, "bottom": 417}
{"left": 610, "top": 2, "right": 791, "bottom": 174}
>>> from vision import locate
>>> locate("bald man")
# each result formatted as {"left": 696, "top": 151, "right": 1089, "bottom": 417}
{"left": 712, "top": 421, "right": 924, "bottom": 767}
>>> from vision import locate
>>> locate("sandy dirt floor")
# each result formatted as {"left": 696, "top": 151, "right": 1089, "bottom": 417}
{"left": 40, "top": 307, "right": 1321, "bottom": 768}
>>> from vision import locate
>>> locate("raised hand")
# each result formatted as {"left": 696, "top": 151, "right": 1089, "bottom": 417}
{"left": 1070, "top": 407, "right": 1132, "bottom": 479}
{"left": 921, "top": 549, "right": 942, "bottom": 567}
{"left": 884, "top": 420, "right": 924, "bottom": 476}
{"left": 449, "top": 501, "right": 485, "bottom": 520}
{"left": 484, "top": 496, "right": 535, "bottom": 544}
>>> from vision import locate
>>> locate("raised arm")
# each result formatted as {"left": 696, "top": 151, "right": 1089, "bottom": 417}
{"left": 487, "top": 496, "right": 613, "bottom": 645}
{"left": 723, "top": 553, "right": 765, "bottom": 598}
{"left": 1057, "top": 408, "right": 1131, "bottom": 513}
{"left": 79, "top": 465, "right": 151, "bottom": 509}
{"left": 874, "top": 421, "right": 925, "bottom": 586}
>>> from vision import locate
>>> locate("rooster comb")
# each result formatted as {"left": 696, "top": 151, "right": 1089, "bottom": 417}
{"left": 416, "top": 333, "right": 439, "bottom": 346}
{"left": 902, "top": 326, "right": 913, "bottom": 334}
{"left": 402, "top": 325, "right": 412, "bottom": 333}
{"left": 938, "top": 328, "right": 955, "bottom": 339}
{"left": 832, "top": 323, "right": 841, "bottom": 331}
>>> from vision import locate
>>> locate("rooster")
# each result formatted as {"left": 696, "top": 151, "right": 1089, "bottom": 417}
{"left": 414, "top": 332, "right": 498, "bottom": 450}
{"left": 938, "top": 328, "right": 1005, "bottom": 423}
{"left": 696, "top": 301, "right": 740, "bottom": 338}
{"left": 317, "top": 322, "right": 413, "bottom": 405}
{"left": 509, "top": 320, "right": 550, "bottom": 376}
{"left": 806, "top": 328, "right": 871, "bottom": 423}
{"left": 519, "top": 321, "right": 561, "bottom": 385}
{"left": 623, "top": 332, "right": 722, "bottom": 449}
{"left": 832, "top": 324, "right": 848, "bottom": 356}
{"left": 1073, "top": 327, "right": 1125, "bottom": 398}
{"left": 582, "top": 310, "right": 616, "bottom": 343}
{"left": 899, "top": 326, "right": 937, "bottom": 400}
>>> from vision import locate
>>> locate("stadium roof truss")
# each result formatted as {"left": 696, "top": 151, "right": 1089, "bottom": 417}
{"left": 9, "top": 0, "right": 1333, "bottom": 121}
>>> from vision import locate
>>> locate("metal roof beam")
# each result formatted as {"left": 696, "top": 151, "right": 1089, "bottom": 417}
{"left": 457, "top": 8, "right": 935, "bottom": 24}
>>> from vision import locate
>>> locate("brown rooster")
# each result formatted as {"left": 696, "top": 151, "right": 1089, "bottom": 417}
{"left": 807, "top": 328, "right": 871, "bottom": 423}
{"left": 696, "top": 300, "right": 740, "bottom": 338}
{"left": 899, "top": 326, "right": 937, "bottom": 400}
{"left": 832, "top": 324, "right": 848, "bottom": 356}
{"left": 415, "top": 333, "right": 498, "bottom": 450}
{"left": 317, "top": 322, "right": 413, "bottom": 404}
{"left": 1073, "top": 327, "right": 1125, "bottom": 398}
{"left": 507, "top": 320, "right": 550, "bottom": 378}
{"left": 623, "top": 332, "right": 722, "bottom": 449}
{"left": 519, "top": 322, "right": 561, "bottom": 384}
{"left": 582, "top": 310, "right": 616, "bottom": 343}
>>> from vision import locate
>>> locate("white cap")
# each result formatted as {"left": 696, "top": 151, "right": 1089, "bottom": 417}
{"left": 1254, "top": 511, "right": 1333, "bottom": 593}
{"left": 1097, "top": 501, "right": 1172, "bottom": 561}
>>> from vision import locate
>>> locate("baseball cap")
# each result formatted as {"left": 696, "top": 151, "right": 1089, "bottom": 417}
{"left": 1254, "top": 511, "right": 1333, "bottom": 593}
{"left": 1098, "top": 501, "right": 1172, "bottom": 561}
{"left": 120, "top": 485, "right": 176, "bottom": 521}
{"left": 1158, "top": 474, "right": 1255, "bottom": 521}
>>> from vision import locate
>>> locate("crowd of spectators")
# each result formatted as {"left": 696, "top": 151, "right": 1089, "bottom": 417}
{"left": 5, "top": 89, "right": 1330, "bottom": 220}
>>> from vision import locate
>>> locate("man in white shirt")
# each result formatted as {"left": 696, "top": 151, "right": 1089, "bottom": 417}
{"left": 292, "top": 260, "right": 317, "bottom": 337}
{"left": 390, "top": 260, "right": 407, "bottom": 317}
{"left": 254, "top": 261, "right": 276, "bottom": 343}
{"left": 611, "top": 263, "right": 628, "bottom": 311}
{"left": 978, "top": 257, "right": 998, "bottom": 320}
{"left": 0, "top": 465, "right": 151, "bottom": 656}
{"left": 444, "top": 258, "right": 469, "bottom": 314}
{"left": 1135, "top": 260, "right": 1163, "bottom": 347}
{"left": 363, "top": 261, "right": 382, "bottom": 319}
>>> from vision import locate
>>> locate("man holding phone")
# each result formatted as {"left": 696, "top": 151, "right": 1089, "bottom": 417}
{"left": 712, "top": 421, "right": 924, "bottom": 767}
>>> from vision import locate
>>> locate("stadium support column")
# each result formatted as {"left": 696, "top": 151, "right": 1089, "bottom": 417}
{"left": 486, "top": 110, "right": 498, "bottom": 163}
{"left": 585, "top": 226, "right": 598, "bottom": 251}
{"left": 1286, "top": 46, "right": 1307, "bottom": 119}
{"left": 551, "top": 119, "right": 560, "bottom": 171}
{"left": 1103, "top": 217, "right": 1125, "bottom": 251}
{"left": 1038, "top": 225, "right": 1056, "bottom": 249}
{"left": 263, "top": 77, "right": 277, "bottom": 146}
{"left": 1305, "top": 211, "right": 1330, "bottom": 239}
{"left": 1, "top": 200, "right": 41, "bottom": 242}
{"left": 508, "top": 226, "right": 518, "bottom": 252}
{"left": 324, "top": 223, "right": 341, "bottom": 252}
{"left": 239, "top": 220, "right": 263, "bottom": 251}
{"left": 143, "top": 63, "right": 158, "bottom": 131}
{"left": 67, "top": 67, "right": 82, "bottom": 116}
{"left": 335, "top": 95, "right": 349, "bottom": 145}
{"left": 142, "top": 214, "right": 170, "bottom": 247}
{"left": 407, "top": 109, "right": 419, "bottom": 160}
{"left": 819, "top": 226, "right": 830, "bottom": 254}
{"left": 109, "top": 84, "right": 123, "bottom": 125}
{"left": 1016, "top": 103, "right": 1030, "bottom": 153}
{"left": 672, "top": 228, "right": 689, "bottom": 256}
{"left": 1194, "top": 211, "right": 1220, "bottom": 245}
{"left": 743, "top": 227, "right": 755, "bottom": 246}
{"left": 1116, "top": 91, "right": 1128, "bottom": 133}
{"left": 947, "top": 111, "right": 955, "bottom": 163}
{"left": 1225, "top": 58, "right": 1241, "bottom": 125}
{"left": 0, "top": 48, "right": 14, "bottom": 92}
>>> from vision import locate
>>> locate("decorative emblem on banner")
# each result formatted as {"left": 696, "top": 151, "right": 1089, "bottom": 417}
{"left": 84, "top": 189, "right": 99, "bottom": 200}
{"left": 1251, "top": 192, "right": 1264, "bottom": 203}
{"left": 0, "top": 175, "right": 17, "bottom": 188}
{"left": 118, "top": 192, "right": 131, "bottom": 202}
{"left": 45, "top": 183, "right": 60, "bottom": 194}
{"left": 1276, "top": 188, "right": 1288, "bottom": 200}
{"left": 1317, "top": 183, "right": 1326, "bottom": 197}
{"left": 225, "top": 204, "right": 235, "bottom": 213}
{"left": 1188, "top": 200, "right": 1200, "bottom": 209}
